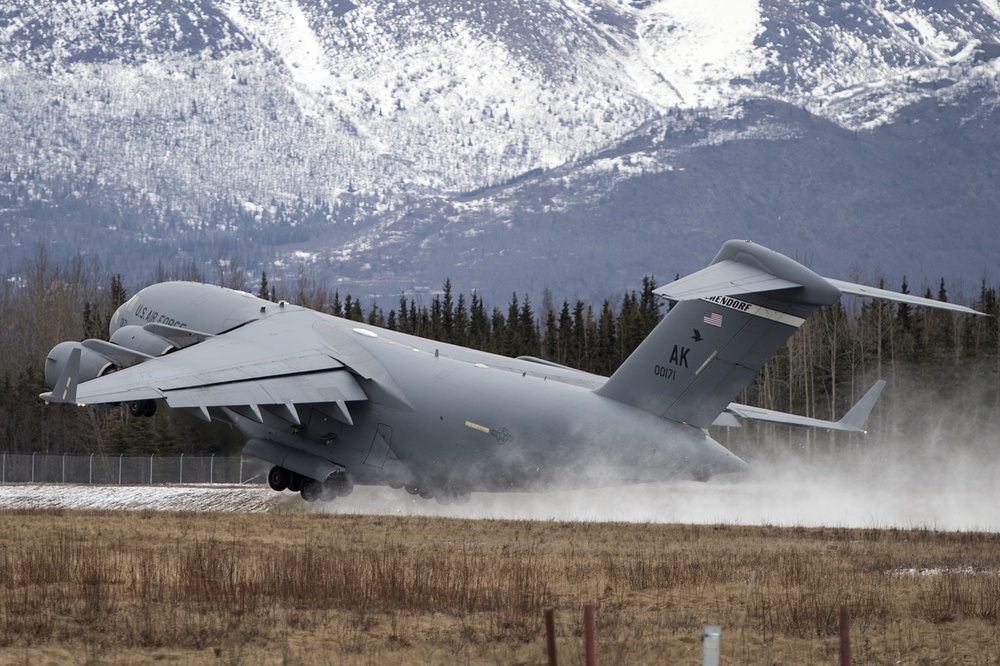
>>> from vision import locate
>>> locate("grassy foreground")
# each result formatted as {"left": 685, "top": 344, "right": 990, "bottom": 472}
{"left": 0, "top": 509, "right": 998, "bottom": 665}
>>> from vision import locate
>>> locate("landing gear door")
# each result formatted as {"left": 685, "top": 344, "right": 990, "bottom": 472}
{"left": 364, "top": 424, "right": 391, "bottom": 468}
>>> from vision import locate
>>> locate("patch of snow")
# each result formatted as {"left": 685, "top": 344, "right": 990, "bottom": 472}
{"left": 0, "top": 484, "right": 279, "bottom": 512}
{"left": 631, "top": 0, "right": 767, "bottom": 108}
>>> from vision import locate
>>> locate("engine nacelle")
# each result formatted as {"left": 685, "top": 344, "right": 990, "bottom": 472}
{"left": 44, "top": 341, "right": 117, "bottom": 389}
{"left": 109, "top": 325, "right": 178, "bottom": 357}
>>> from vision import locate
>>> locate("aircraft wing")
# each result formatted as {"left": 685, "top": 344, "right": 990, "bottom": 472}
{"left": 716, "top": 380, "right": 887, "bottom": 433}
{"left": 41, "top": 312, "right": 370, "bottom": 422}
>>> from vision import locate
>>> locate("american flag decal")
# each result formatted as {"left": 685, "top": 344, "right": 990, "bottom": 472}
{"left": 703, "top": 312, "right": 723, "bottom": 328}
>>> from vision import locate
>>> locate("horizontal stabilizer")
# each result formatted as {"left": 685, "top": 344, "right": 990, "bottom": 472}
{"left": 826, "top": 279, "right": 985, "bottom": 316}
{"left": 653, "top": 259, "right": 802, "bottom": 300}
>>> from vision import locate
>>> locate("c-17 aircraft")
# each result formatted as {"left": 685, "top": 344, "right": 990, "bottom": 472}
{"left": 42, "top": 241, "right": 982, "bottom": 503}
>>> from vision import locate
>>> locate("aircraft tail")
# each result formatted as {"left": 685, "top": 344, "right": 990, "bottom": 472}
{"left": 595, "top": 240, "right": 982, "bottom": 429}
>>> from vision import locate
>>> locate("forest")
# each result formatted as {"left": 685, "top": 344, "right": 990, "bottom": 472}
{"left": 0, "top": 245, "right": 997, "bottom": 462}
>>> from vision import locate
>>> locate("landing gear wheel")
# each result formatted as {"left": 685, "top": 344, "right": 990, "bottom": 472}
{"left": 287, "top": 472, "right": 304, "bottom": 493}
{"left": 404, "top": 484, "right": 421, "bottom": 496}
{"left": 320, "top": 473, "right": 354, "bottom": 501}
{"left": 128, "top": 400, "right": 157, "bottom": 418}
{"left": 267, "top": 466, "right": 289, "bottom": 492}
{"left": 301, "top": 479, "right": 322, "bottom": 502}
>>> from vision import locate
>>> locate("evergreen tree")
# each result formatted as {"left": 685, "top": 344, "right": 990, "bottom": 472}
{"left": 258, "top": 271, "right": 269, "bottom": 301}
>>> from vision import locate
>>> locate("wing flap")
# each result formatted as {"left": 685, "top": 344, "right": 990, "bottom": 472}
{"left": 163, "top": 370, "right": 367, "bottom": 409}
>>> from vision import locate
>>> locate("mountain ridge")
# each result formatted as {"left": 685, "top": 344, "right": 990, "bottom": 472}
{"left": 1, "top": 0, "right": 998, "bottom": 303}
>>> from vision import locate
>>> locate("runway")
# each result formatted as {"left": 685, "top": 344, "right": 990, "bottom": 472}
{"left": 1, "top": 448, "right": 996, "bottom": 531}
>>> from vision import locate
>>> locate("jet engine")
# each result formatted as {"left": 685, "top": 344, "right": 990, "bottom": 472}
{"left": 44, "top": 341, "right": 117, "bottom": 389}
{"left": 109, "top": 325, "right": 178, "bottom": 357}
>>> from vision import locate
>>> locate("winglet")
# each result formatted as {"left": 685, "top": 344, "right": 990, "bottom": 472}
{"left": 42, "top": 346, "right": 81, "bottom": 405}
{"left": 837, "top": 379, "right": 886, "bottom": 433}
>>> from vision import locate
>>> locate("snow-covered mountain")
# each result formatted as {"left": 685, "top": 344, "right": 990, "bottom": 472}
{"left": 1, "top": 0, "right": 999, "bottom": 301}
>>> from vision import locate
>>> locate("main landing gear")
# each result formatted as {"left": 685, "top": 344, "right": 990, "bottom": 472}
{"left": 128, "top": 399, "right": 157, "bottom": 417}
{"left": 403, "top": 483, "right": 471, "bottom": 505}
{"left": 268, "top": 466, "right": 354, "bottom": 503}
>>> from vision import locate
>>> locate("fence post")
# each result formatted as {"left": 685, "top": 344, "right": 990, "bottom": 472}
{"left": 119, "top": 454, "right": 123, "bottom": 485}
{"left": 89, "top": 453, "right": 94, "bottom": 484}
{"left": 840, "top": 604, "right": 852, "bottom": 666}
{"left": 62, "top": 452, "right": 67, "bottom": 483}
{"left": 239, "top": 457, "right": 244, "bottom": 484}
{"left": 210, "top": 453, "right": 215, "bottom": 484}
{"left": 179, "top": 453, "right": 184, "bottom": 484}
{"left": 583, "top": 604, "right": 596, "bottom": 666}
{"left": 2, "top": 451, "right": 5, "bottom": 483}
{"left": 544, "top": 607, "right": 557, "bottom": 666}
{"left": 31, "top": 452, "right": 35, "bottom": 483}
{"left": 150, "top": 454, "right": 154, "bottom": 484}
{"left": 702, "top": 625, "right": 721, "bottom": 666}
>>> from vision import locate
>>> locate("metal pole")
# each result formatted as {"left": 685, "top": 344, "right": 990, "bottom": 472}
{"left": 239, "top": 456, "right": 244, "bottom": 484}
{"left": 89, "top": 453, "right": 94, "bottom": 484}
{"left": 840, "top": 604, "right": 852, "bottom": 666}
{"left": 62, "top": 452, "right": 66, "bottom": 483}
{"left": 31, "top": 452, "right": 35, "bottom": 483}
{"left": 583, "top": 604, "right": 596, "bottom": 666}
{"left": 210, "top": 453, "right": 214, "bottom": 484}
{"left": 702, "top": 625, "right": 721, "bottom": 666}
{"left": 3, "top": 452, "right": 6, "bottom": 483}
{"left": 544, "top": 607, "right": 557, "bottom": 666}
{"left": 179, "top": 453, "right": 184, "bottom": 484}
{"left": 150, "top": 454, "right": 154, "bottom": 484}
{"left": 119, "top": 454, "right": 123, "bottom": 485}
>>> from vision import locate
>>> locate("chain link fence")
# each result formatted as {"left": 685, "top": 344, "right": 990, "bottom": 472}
{"left": 0, "top": 453, "right": 267, "bottom": 485}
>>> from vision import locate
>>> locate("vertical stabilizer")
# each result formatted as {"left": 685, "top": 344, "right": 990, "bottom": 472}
{"left": 595, "top": 241, "right": 842, "bottom": 428}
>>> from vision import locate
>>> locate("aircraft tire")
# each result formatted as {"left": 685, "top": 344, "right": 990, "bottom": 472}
{"left": 287, "top": 472, "right": 304, "bottom": 493}
{"left": 320, "top": 473, "right": 353, "bottom": 501}
{"left": 300, "top": 479, "right": 322, "bottom": 502}
{"left": 128, "top": 400, "right": 157, "bottom": 418}
{"left": 267, "top": 466, "right": 289, "bottom": 492}
{"left": 404, "top": 484, "right": 421, "bottom": 496}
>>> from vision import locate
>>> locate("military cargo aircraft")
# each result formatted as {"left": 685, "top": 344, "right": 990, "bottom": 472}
{"left": 41, "top": 241, "right": 982, "bottom": 503}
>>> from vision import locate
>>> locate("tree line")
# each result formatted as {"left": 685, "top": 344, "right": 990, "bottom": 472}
{"left": 1, "top": 247, "right": 997, "bottom": 458}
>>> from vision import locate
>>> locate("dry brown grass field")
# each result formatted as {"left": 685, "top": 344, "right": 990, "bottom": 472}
{"left": 0, "top": 508, "right": 998, "bottom": 665}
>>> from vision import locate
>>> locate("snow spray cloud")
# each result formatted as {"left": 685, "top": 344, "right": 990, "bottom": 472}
{"left": 315, "top": 444, "right": 1000, "bottom": 532}
{"left": 314, "top": 374, "right": 1000, "bottom": 532}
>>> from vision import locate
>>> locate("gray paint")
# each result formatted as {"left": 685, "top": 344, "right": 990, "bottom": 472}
{"left": 40, "top": 240, "right": 981, "bottom": 502}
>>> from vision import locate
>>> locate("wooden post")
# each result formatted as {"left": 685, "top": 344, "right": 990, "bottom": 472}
{"left": 584, "top": 603, "right": 596, "bottom": 666}
{"left": 544, "top": 607, "right": 557, "bottom": 666}
{"left": 839, "top": 604, "right": 852, "bottom": 666}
